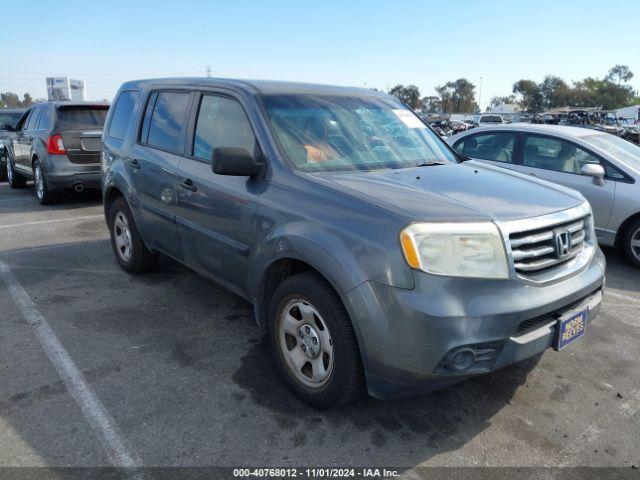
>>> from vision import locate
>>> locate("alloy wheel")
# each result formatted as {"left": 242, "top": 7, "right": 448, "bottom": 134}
{"left": 113, "top": 211, "right": 133, "bottom": 262}
{"left": 7, "top": 160, "right": 12, "bottom": 183}
{"left": 34, "top": 164, "right": 44, "bottom": 199}
{"left": 631, "top": 227, "right": 640, "bottom": 263}
{"left": 278, "top": 299, "right": 334, "bottom": 388}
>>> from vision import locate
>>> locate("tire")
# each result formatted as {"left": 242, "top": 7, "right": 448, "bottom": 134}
{"left": 0, "top": 153, "right": 7, "bottom": 182}
{"left": 622, "top": 218, "right": 640, "bottom": 269}
{"left": 33, "top": 159, "right": 57, "bottom": 205}
{"left": 268, "top": 272, "right": 365, "bottom": 408}
{"left": 108, "top": 196, "right": 159, "bottom": 273}
{"left": 6, "top": 155, "right": 26, "bottom": 188}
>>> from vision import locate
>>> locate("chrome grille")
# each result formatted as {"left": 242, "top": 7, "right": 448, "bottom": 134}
{"left": 509, "top": 216, "right": 589, "bottom": 278}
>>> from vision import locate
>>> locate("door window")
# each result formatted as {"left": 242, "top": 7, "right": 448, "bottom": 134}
{"left": 523, "top": 135, "right": 603, "bottom": 175}
{"left": 192, "top": 95, "right": 256, "bottom": 160}
{"left": 455, "top": 132, "right": 516, "bottom": 163}
{"left": 143, "top": 91, "right": 191, "bottom": 152}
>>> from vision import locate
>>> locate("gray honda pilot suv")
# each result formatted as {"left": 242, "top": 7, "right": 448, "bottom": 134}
{"left": 102, "top": 79, "right": 605, "bottom": 408}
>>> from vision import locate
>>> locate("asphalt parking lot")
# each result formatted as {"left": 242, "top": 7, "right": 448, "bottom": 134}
{"left": 0, "top": 181, "right": 639, "bottom": 476}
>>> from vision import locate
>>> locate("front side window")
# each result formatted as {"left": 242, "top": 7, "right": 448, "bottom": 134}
{"left": 455, "top": 132, "right": 516, "bottom": 163}
{"left": 261, "top": 94, "right": 457, "bottom": 172}
{"left": 193, "top": 95, "right": 256, "bottom": 160}
{"left": 523, "top": 135, "right": 602, "bottom": 175}
{"left": 109, "top": 91, "right": 139, "bottom": 140}
{"left": 56, "top": 106, "right": 108, "bottom": 130}
{"left": 144, "top": 91, "right": 191, "bottom": 152}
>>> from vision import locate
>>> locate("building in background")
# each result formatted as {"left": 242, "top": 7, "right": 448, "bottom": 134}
{"left": 488, "top": 102, "right": 520, "bottom": 114}
{"left": 46, "top": 77, "right": 86, "bottom": 101}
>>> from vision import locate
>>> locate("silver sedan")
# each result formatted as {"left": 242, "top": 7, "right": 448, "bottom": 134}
{"left": 447, "top": 124, "right": 640, "bottom": 267}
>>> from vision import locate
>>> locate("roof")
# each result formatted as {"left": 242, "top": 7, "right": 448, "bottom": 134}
{"left": 119, "top": 77, "right": 387, "bottom": 97}
{"left": 0, "top": 108, "right": 27, "bottom": 113}
{"left": 463, "top": 123, "right": 607, "bottom": 138}
{"left": 42, "top": 101, "right": 110, "bottom": 107}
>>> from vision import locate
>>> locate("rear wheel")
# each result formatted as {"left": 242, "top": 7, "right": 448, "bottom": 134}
{"left": 622, "top": 218, "right": 640, "bottom": 268}
{"left": 33, "top": 160, "right": 57, "bottom": 205}
{"left": 7, "top": 156, "right": 26, "bottom": 188}
{"left": 268, "top": 272, "right": 364, "bottom": 408}
{"left": 108, "top": 196, "right": 159, "bottom": 273}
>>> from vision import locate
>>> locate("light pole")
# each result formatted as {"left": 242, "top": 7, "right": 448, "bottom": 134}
{"left": 478, "top": 76, "right": 483, "bottom": 113}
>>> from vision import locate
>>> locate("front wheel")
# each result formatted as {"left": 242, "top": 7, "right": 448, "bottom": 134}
{"left": 108, "top": 196, "right": 159, "bottom": 273}
{"left": 268, "top": 272, "right": 365, "bottom": 408}
{"left": 622, "top": 218, "right": 640, "bottom": 268}
{"left": 6, "top": 156, "right": 26, "bottom": 188}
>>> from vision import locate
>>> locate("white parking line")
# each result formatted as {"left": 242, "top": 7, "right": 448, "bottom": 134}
{"left": 0, "top": 214, "right": 103, "bottom": 230}
{"left": 0, "top": 258, "right": 147, "bottom": 479}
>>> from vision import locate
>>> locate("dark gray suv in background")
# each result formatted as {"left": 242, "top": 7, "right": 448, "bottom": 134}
{"left": 102, "top": 78, "right": 605, "bottom": 408}
{"left": 0, "top": 108, "right": 26, "bottom": 181}
{"left": 6, "top": 101, "right": 109, "bottom": 204}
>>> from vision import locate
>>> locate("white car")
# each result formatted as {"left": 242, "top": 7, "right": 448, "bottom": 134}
{"left": 447, "top": 124, "right": 640, "bottom": 267}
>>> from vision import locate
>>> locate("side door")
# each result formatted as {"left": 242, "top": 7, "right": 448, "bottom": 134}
{"left": 515, "top": 134, "right": 616, "bottom": 235}
{"left": 128, "top": 89, "right": 194, "bottom": 259}
{"left": 175, "top": 92, "right": 263, "bottom": 296}
{"left": 14, "top": 108, "right": 38, "bottom": 171}
{"left": 452, "top": 131, "right": 518, "bottom": 170}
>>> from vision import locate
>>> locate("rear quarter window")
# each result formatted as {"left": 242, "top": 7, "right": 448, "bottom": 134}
{"left": 108, "top": 91, "right": 139, "bottom": 140}
{"left": 56, "top": 106, "right": 109, "bottom": 130}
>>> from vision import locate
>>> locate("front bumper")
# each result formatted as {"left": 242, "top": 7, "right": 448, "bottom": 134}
{"left": 345, "top": 247, "right": 606, "bottom": 399}
{"left": 42, "top": 155, "right": 101, "bottom": 190}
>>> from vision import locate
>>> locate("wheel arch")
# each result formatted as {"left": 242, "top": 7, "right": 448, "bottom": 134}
{"left": 615, "top": 211, "right": 640, "bottom": 247}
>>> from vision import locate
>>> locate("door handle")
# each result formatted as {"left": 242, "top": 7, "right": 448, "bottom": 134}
{"left": 127, "top": 158, "right": 140, "bottom": 169}
{"left": 179, "top": 178, "right": 198, "bottom": 192}
{"left": 528, "top": 172, "right": 537, "bottom": 177}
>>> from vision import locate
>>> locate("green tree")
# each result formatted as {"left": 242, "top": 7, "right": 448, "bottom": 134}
{"left": 420, "top": 95, "right": 441, "bottom": 112}
{"left": 606, "top": 65, "right": 633, "bottom": 85}
{"left": 388, "top": 84, "right": 422, "bottom": 110}
{"left": 435, "top": 78, "right": 477, "bottom": 113}
{"left": 512, "top": 80, "right": 543, "bottom": 112}
{"left": 489, "top": 95, "right": 516, "bottom": 107}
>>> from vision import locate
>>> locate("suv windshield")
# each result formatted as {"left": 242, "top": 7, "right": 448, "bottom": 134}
{"left": 261, "top": 94, "right": 457, "bottom": 172}
{"left": 481, "top": 115, "right": 502, "bottom": 123}
{"left": 0, "top": 111, "right": 23, "bottom": 128}
{"left": 56, "top": 106, "right": 108, "bottom": 130}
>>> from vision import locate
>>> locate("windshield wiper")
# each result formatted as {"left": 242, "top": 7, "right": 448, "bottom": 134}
{"left": 415, "top": 161, "right": 447, "bottom": 167}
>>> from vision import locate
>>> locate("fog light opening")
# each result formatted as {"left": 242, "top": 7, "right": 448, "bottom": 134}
{"left": 448, "top": 348, "right": 477, "bottom": 372}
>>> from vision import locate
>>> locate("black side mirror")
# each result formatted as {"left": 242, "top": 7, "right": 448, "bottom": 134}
{"left": 0, "top": 124, "right": 14, "bottom": 132}
{"left": 212, "top": 147, "right": 263, "bottom": 176}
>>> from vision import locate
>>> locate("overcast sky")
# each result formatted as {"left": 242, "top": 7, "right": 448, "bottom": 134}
{"left": 2, "top": 0, "right": 638, "bottom": 108}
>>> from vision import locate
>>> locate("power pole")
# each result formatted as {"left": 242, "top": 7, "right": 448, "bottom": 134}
{"left": 206, "top": 66, "right": 212, "bottom": 78}
{"left": 478, "top": 76, "right": 483, "bottom": 113}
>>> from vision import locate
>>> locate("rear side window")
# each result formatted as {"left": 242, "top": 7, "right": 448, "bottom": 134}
{"left": 108, "top": 91, "right": 139, "bottom": 140}
{"left": 25, "top": 108, "right": 40, "bottom": 130}
{"left": 456, "top": 132, "right": 516, "bottom": 163}
{"left": 37, "top": 106, "right": 51, "bottom": 130}
{"left": 193, "top": 95, "right": 256, "bottom": 160}
{"left": 143, "top": 91, "right": 191, "bottom": 152}
{"left": 56, "top": 106, "right": 109, "bottom": 129}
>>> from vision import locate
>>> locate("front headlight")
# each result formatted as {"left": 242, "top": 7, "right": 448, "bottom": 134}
{"left": 400, "top": 222, "right": 509, "bottom": 279}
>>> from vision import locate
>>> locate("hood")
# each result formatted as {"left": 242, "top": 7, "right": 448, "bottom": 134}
{"left": 310, "top": 161, "right": 584, "bottom": 223}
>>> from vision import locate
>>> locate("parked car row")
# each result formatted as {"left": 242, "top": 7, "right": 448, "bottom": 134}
{"left": 3, "top": 79, "right": 627, "bottom": 408}
{"left": 0, "top": 108, "right": 26, "bottom": 181}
